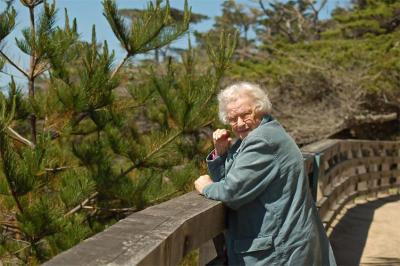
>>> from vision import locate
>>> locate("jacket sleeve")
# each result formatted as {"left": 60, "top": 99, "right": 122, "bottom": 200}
{"left": 206, "top": 149, "right": 227, "bottom": 182}
{"left": 203, "top": 137, "right": 279, "bottom": 210}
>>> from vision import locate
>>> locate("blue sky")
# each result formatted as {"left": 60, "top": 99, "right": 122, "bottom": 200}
{"left": 0, "top": 0, "right": 350, "bottom": 87}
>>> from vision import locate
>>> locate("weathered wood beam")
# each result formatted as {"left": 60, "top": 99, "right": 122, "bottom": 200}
{"left": 44, "top": 192, "right": 226, "bottom": 266}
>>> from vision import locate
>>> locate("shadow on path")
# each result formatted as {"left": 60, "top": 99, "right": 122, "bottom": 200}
{"left": 329, "top": 194, "right": 400, "bottom": 266}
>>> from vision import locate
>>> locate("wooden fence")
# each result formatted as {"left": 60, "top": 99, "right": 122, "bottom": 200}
{"left": 44, "top": 139, "right": 400, "bottom": 266}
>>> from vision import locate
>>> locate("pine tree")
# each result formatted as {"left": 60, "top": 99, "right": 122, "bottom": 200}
{"left": 0, "top": 0, "right": 236, "bottom": 263}
{"left": 332, "top": 0, "right": 400, "bottom": 38}
{"left": 195, "top": 0, "right": 257, "bottom": 52}
{"left": 257, "top": 0, "right": 328, "bottom": 43}
{"left": 119, "top": 3, "right": 208, "bottom": 62}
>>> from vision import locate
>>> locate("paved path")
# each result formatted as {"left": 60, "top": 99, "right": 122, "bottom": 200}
{"left": 329, "top": 194, "right": 400, "bottom": 266}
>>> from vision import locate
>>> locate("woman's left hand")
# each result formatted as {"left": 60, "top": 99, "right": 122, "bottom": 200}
{"left": 194, "top": 175, "right": 214, "bottom": 194}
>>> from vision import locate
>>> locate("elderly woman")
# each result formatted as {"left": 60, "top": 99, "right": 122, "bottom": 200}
{"left": 194, "top": 82, "right": 336, "bottom": 265}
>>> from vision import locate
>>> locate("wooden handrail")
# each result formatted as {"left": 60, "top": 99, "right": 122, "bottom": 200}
{"left": 44, "top": 192, "right": 226, "bottom": 266}
{"left": 44, "top": 139, "right": 400, "bottom": 265}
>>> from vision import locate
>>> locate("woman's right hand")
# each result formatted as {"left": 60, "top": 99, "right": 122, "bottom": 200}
{"left": 213, "top": 129, "right": 232, "bottom": 156}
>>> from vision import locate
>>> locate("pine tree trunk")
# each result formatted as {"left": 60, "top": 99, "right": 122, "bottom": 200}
{"left": 29, "top": 5, "right": 37, "bottom": 144}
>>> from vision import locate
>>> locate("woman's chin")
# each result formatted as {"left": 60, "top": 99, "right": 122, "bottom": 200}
{"left": 237, "top": 131, "right": 250, "bottom": 139}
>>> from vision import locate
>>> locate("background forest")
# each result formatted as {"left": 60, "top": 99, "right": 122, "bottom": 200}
{"left": 0, "top": 0, "right": 399, "bottom": 264}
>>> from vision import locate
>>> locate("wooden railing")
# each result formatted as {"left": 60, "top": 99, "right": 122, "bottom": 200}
{"left": 44, "top": 139, "right": 400, "bottom": 266}
{"left": 302, "top": 139, "right": 400, "bottom": 228}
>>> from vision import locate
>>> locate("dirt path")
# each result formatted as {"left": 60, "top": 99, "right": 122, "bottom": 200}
{"left": 329, "top": 194, "right": 400, "bottom": 266}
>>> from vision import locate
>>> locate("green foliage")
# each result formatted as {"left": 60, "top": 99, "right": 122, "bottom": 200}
{"left": 168, "top": 161, "right": 199, "bottom": 192}
{"left": 195, "top": 1, "right": 250, "bottom": 50}
{"left": 15, "top": 1, "right": 57, "bottom": 59}
{"left": 0, "top": 6, "right": 15, "bottom": 42}
{"left": 151, "top": 32, "right": 236, "bottom": 132}
{"left": 331, "top": 0, "right": 400, "bottom": 38}
{"left": 255, "top": 0, "right": 327, "bottom": 43}
{"left": 0, "top": 0, "right": 223, "bottom": 264}
{"left": 0, "top": 89, "right": 16, "bottom": 129}
{"left": 59, "top": 170, "right": 95, "bottom": 208}
{"left": 7, "top": 78, "right": 31, "bottom": 120}
{"left": 206, "top": 31, "right": 237, "bottom": 80}
{"left": 47, "top": 9, "right": 79, "bottom": 82}
{"left": 53, "top": 27, "right": 118, "bottom": 133}
{"left": 46, "top": 214, "right": 91, "bottom": 253}
{"left": 16, "top": 198, "right": 64, "bottom": 241}
{"left": 0, "top": 5, "right": 273, "bottom": 263}
{"left": 103, "top": 0, "right": 190, "bottom": 55}
{"left": 0, "top": 94, "right": 33, "bottom": 199}
{"left": 81, "top": 39, "right": 116, "bottom": 111}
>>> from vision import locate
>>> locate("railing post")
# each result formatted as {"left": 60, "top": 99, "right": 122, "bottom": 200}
{"left": 198, "top": 240, "right": 216, "bottom": 266}
{"left": 199, "top": 233, "right": 227, "bottom": 266}
{"left": 302, "top": 152, "right": 319, "bottom": 202}
{"left": 312, "top": 153, "right": 321, "bottom": 202}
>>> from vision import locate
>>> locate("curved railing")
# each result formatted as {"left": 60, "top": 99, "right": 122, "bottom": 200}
{"left": 302, "top": 139, "right": 400, "bottom": 228}
{"left": 44, "top": 139, "right": 400, "bottom": 266}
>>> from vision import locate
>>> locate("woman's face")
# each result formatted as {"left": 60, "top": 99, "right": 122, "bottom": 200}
{"left": 226, "top": 95, "right": 262, "bottom": 139}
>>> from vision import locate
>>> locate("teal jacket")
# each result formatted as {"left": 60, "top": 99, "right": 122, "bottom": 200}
{"left": 203, "top": 116, "right": 336, "bottom": 266}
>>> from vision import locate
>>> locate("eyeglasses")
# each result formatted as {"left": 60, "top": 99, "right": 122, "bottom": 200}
{"left": 227, "top": 110, "right": 254, "bottom": 126}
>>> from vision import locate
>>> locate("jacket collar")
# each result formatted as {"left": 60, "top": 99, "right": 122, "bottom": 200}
{"left": 260, "top": 114, "right": 273, "bottom": 126}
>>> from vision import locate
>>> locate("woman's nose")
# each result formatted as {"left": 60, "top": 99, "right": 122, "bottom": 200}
{"left": 236, "top": 117, "right": 245, "bottom": 127}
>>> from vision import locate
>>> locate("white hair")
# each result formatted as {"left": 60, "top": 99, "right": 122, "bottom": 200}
{"left": 217, "top": 82, "right": 272, "bottom": 124}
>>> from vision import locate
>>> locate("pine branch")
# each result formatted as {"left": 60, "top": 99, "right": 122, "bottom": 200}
{"left": 32, "top": 61, "right": 49, "bottom": 78}
{"left": 8, "top": 188, "right": 24, "bottom": 214}
{"left": 0, "top": 50, "right": 29, "bottom": 77}
{"left": 10, "top": 238, "right": 31, "bottom": 246}
{"left": 147, "top": 189, "right": 180, "bottom": 205}
{"left": 5, "top": 126, "right": 35, "bottom": 148}
{"left": 82, "top": 205, "right": 137, "bottom": 214}
{"left": 307, "top": 0, "right": 327, "bottom": 14}
{"left": 103, "top": 0, "right": 131, "bottom": 52}
{"left": 1, "top": 224, "right": 21, "bottom": 234}
{"left": 118, "top": 130, "right": 183, "bottom": 178}
{"left": 258, "top": 0, "right": 269, "bottom": 17}
{"left": 0, "top": 95, "right": 25, "bottom": 214}
{"left": 82, "top": 190, "right": 181, "bottom": 214}
{"left": 110, "top": 52, "right": 129, "bottom": 79}
{"left": 131, "top": 14, "right": 166, "bottom": 53}
{"left": 64, "top": 191, "right": 99, "bottom": 217}
{"left": 13, "top": 241, "right": 33, "bottom": 256}
{"left": 0, "top": 69, "right": 25, "bottom": 79}
{"left": 0, "top": 221, "right": 20, "bottom": 231}
{"left": 44, "top": 166, "right": 72, "bottom": 173}
{"left": 28, "top": 4, "right": 38, "bottom": 80}
{"left": 137, "top": 129, "right": 182, "bottom": 160}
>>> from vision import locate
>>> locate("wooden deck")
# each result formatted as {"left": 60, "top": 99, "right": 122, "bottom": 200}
{"left": 329, "top": 194, "right": 400, "bottom": 266}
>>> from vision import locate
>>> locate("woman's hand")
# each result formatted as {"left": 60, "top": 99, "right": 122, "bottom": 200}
{"left": 213, "top": 129, "right": 232, "bottom": 156}
{"left": 194, "top": 175, "right": 213, "bottom": 194}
